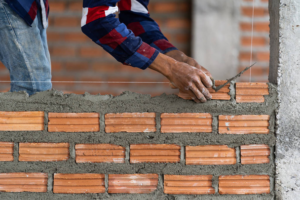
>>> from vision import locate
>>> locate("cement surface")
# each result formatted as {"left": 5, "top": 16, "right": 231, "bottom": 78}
{"left": 0, "top": 84, "right": 277, "bottom": 199}
{"left": 275, "top": 0, "right": 300, "bottom": 199}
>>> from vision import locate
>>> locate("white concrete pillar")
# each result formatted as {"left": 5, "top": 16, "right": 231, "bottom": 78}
{"left": 270, "top": 0, "right": 300, "bottom": 199}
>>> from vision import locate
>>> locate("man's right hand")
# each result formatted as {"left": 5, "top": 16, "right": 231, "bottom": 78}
{"left": 149, "top": 53, "right": 213, "bottom": 103}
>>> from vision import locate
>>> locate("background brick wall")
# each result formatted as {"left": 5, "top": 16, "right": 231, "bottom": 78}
{"left": 0, "top": 0, "right": 270, "bottom": 95}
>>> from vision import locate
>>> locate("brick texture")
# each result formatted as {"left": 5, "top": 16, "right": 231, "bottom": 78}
{"left": 0, "top": 111, "right": 44, "bottom": 131}
{"left": 164, "top": 175, "right": 215, "bottom": 195}
{"left": 219, "top": 115, "right": 270, "bottom": 134}
{"left": 236, "top": 82, "right": 269, "bottom": 103}
{"left": 186, "top": 145, "right": 236, "bottom": 165}
{"left": 105, "top": 113, "right": 156, "bottom": 133}
{"left": 53, "top": 174, "right": 105, "bottom": 194}
{"left": 0, "top": 173, "right": 48, "bottom": 193}
{"left": 48, "top": 113, "right": 100, "bottom": 132}
{"left": 0, "top": 142, "right": 14, "bottom": 161}
{"left": 219, "top": 175, "right": 270, "bottom": 194}
{"left": 161, "top": 113, "right": 212, "bottom": 133}
{"left": 241, "top": 144, "right": 270, "bottom": 164}
{"left": 108, "top": 174, "right": 159, "bottom": 194}
{"left": 130, "top": 144, "right": 180, "bottom": 163}
{"left": 75, "top": 144, "right": 125, "bottom": 163}
{"left": 19, "top": 143, "right": 69, "bottom": 162}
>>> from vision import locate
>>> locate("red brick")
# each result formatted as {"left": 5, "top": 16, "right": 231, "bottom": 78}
{"left": 255, "top": 22, "right": 270, "bottom": 32}
{"left": 0, "top": 173, "right": 47, "bottom": 192}
{"left": 236, "top": 82, "right": 269, "bottom": 103}
{"left": 241, "top": 37, "right": 266, "bottom": 46}
{"left": 0, "top": 111, "right": 44, "bottom": 131}
{"left": 239, "top": 52, "right": 254, "bottom": 61}
{"left": 48, "top": 113, "right": 100, "bottom": 132}
{"left": 63, "top": 32, "right": 88, "bottom": 42}
{"left": 65, "top": 62, "right": 90, "bottom": 71}
{"left": 51, "top": 61, "right": 62, "bottom": 71}
{"left": 152, "top": 2, "right": 177, "bottom": 13}
{"left": 219, "top": 115, "right": 270, "bottom": 134}
{"left": 68, "top": 2, "right": 82, "bottom": 11}
{"left": 54, "top": 174, "right": 105, "bottom": 194}
{"left": 256, "top": 52, "right": 270, "bottom": 61}
{"left": 108, "top": 174, "right": 158, "bottom": 194}
{"left": 53, "top": 17, "right": 80, "bottom": 27}
{"left": 241, "top": 7, "right": 268, "bottom": 17}
{"left": 166, "top": 19, "right": 191, "bottom": 29}
{"left": 50, "top": 47, "right": 76, "bottom": 57}
{"left": 105, "top": 113, "right": 156, "bottom": 133}
{"left": 130, "top": 144, "right": 180, "bottom": 163}
{"left": 186, "top": 145, "right": 236, "bottom": 165}
{"left": 47, "top": 32, "right": 62, "bottom": 42}
{"left": 164, "top": 175, "right": 215, "bottom": 195}
{"left": 19, "top": 143, "right": 69, "bottom": 162}
{"left": 241, "top": 144, "right": 270, "bottom": 164}
{"left": 0, "top": 142, "right": 14, "bottom": 161}
{"left": 75, "top": 144, "right": 125, "bottom": 163}
{"left": 161, "top": 113, "right": 212, "bottom": 133}
{"left": 219, "top": 175, "right": 270, "bottom": 194}
{"left": 49, "top": 2, "right": 66, "bottom": 12}
{"left": 79, "top": 47, "right": 104, "bottom": 58}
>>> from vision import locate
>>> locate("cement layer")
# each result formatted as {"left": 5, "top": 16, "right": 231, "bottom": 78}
{"left": 0, "top": 83, "right": 277, "bottom": 199}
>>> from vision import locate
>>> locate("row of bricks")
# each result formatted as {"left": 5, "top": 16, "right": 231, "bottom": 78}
{"left": 0, "top": 112, "right": 271, "bottom": 134}
{"left": 0, "top": 142, "right": 271, "bottom": 165}
{"left": 0, "top": 173, "right": 271, "bottom": 195}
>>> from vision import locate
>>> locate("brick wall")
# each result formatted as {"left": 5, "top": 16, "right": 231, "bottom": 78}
{"left": 238, "top": 0, "right": 270, "bottom": 82}
{"left": 0, "top": 81, "right": 276, "bottom": 199}
{"left": 0, "top": 0, "right": 270, "bottom": 95}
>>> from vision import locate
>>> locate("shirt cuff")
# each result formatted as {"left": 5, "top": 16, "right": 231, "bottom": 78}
{"left": 150, "top": 39, "right": 178, "bottom": 54}
{"left": 124, "top": 42, "right": 159, "bottom": 70}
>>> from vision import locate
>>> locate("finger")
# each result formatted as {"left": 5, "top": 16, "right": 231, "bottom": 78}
{"left": 169, "top": 82, "right": 178, "bottom": 89}
{"left": 190, "top": 85, "right": 206, "bottom": 103}
{"left": 178, "top": 90, "right": 200, "bottom": 103}
{"left": 197, "top": 70, "right": 213, "bottom": 88}
{"left": 194, "top": 80, "right": 212, "bottom": 100}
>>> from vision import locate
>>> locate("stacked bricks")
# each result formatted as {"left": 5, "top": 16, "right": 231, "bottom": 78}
{"left": 239, "top": 0, "right": 270, "bottom": 82}
{"left": 0, "top": 82, "right": 276, "bottom": 198}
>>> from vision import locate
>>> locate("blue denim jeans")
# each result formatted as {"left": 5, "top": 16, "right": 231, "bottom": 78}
{"left": 0, "top": 0, "right": 51, "bottom": 95}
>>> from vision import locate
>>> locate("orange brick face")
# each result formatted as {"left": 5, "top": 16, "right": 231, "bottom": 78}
{"left": 236, "top": 83, "right": 269, "bottom": 103}
{"left": 105, "top": 113, "right": 156, "bottom": 133}
{"left": 186, "top": 145, "right": 236, "bottom": 165}
{"left": 75, "top": 144, "right": 125, "bottom": 163}
{"left": 0, "top": 173, "right": 48, "bottom": 193}
{"left": 219, "top": 175, "right": 270, "bottom": 194}
{"left": 53, "top": 174, "right": 105, "bottom": 194}
{"left": 164, "top": 175, "right": 215, "bottom": 195}
{"left": 130, "top": 144, "right": 181, "bottom": 163}
{"left": 161, "top": 113, "right": 212, "bottom": 133}
{"left": 0, "top": 142, "right": 14, "bottom": 161}
{"left": 19, "top": 143, "right": 69, "bottom": 162}
{"left": 108, "top": 174, "right": 159, "bottom": 194}
{"left": 219, "top": 115, "right": 270, "bottom": 134}
{"left": 0, "top": 111, "right": 44, "bottom": 131}
{"left": 241, "top": 144, "right": 270, "bottom": 164}
{"left": 48, "top": 113, "right": 100, "bottom": 132}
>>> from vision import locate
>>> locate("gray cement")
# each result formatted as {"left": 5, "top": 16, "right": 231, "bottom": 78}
{"left": 0, "top": 83, "right": 277, "bottom": 199}
{"left": 192, "top": 0, "right": 240, "bottom": 80}
{"left": 270, "top": 0, "right": 300, "bottom": 199}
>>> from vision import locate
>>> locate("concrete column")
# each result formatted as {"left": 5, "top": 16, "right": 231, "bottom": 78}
{"left": 270, "top": 0, "right": 300, "bottom": 199}
{"left": 192, "top": 0, "right": 240, "bottom": 80}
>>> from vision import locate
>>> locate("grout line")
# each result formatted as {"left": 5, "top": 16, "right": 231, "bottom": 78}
{"left": 100, "top": 113, "right": 105, "bottom": 133}
{"left": 236, "top": 146, "right": 241, "bottom": 164}
{"left": 47, "top": 173, "right": 53, "bottom": 193}
{"left": 125, "top": 145, "right": 130, "bottom": 164}
{"left": 156, "top": 113, "right": 161, "bottom": 134}
{"left": 44, "top": 112, "right": 48, "bottom": 131}
{"left": 158, "top": 174, "right": 164, "bottom": 192}
{"left": 13, "top": 142, "right": 19, "bottom": 163}
{"left": 69, "top": 142, "right": 76, "bottom": 160}
{"left": 180, "top": 146, "right": 185, "bottom": 164}
{"left": 105, "top": 174, "right": 109, "bottom": 193}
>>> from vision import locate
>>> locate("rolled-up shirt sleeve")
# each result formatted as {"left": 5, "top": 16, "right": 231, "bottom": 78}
{"left": 81, "top": 0, "right": 159, "bottom": 69}
{"left": 118, "top": 0, "right": 178, "bottom": 54}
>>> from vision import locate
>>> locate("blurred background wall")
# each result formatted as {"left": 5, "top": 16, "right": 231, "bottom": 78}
{"left": 0, "top": 0, "right": 270, "bottom": 95}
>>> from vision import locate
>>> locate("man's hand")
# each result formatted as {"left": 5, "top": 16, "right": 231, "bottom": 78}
{"left": 165, "top": 50, "right": 213, "bottom": 80}
{"left": 149, "top": 53, "right": 213, "bottom": 103}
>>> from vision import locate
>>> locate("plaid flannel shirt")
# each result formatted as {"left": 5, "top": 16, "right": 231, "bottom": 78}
{"left": 5, "top": 0, "right": 49, "bottom": 28}
{"left": 82, "top": 0, "right": 177, "bottom": 69}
